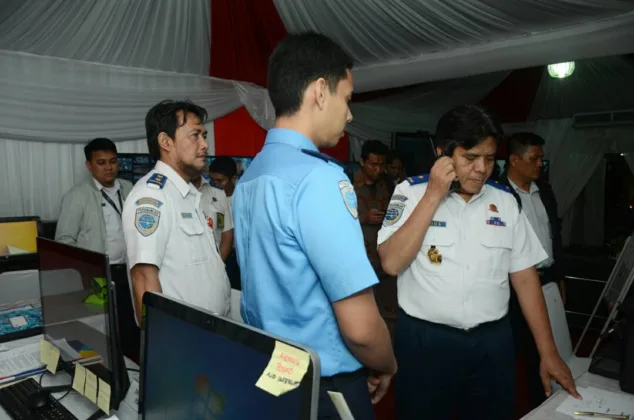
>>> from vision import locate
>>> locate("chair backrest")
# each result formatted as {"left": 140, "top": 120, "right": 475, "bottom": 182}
{"left": 543, "top": 281, "right": 573, "bottom": 362}
{"left": 229, "top": 289, "right": 243, "bottom": 323}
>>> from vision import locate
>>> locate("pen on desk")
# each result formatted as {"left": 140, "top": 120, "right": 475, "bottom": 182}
{"left": 574, "top": 411, "right": 630, "bottom": 420}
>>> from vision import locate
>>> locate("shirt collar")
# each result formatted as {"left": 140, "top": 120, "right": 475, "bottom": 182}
{"left": 93, "top": 178, "right": 120, "bottom": 192}
{"left": 155, "top": 160, "right": 197, "bottom": 197}
{"left": 264, "top": 128, "right": 319, "bottom": 152}
{"left": 508, "top": 177, "right": 539, "bottom": 194}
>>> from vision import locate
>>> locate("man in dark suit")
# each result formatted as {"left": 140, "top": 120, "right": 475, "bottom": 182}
{"left": 501, "top": 132, "right": 565, "bottom": 409}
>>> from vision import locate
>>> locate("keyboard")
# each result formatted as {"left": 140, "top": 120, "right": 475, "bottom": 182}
{"left": 0, "top": 378, "right": 78, "bottom": 420}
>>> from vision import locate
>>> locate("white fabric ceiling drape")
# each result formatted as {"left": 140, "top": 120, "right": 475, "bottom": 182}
{"left": 275, "top": 0, "right": 634, "bottom": 91}
{"left": 0, "top": 0, "right": 211, "bottom": 75}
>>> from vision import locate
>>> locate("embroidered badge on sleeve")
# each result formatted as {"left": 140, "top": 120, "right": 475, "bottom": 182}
{"left": 338, "top": 180, "right": 358, "bottom": 219}
{"left": 135, "top": 207, "right": 160, "bottom": 236}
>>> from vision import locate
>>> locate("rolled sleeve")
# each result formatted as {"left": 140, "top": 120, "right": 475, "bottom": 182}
{"left": 377, "top": 182, "right": 414, "bottom": 245}
{"left": 509, "top": 211, "right": 548, "bottom": 273}
{"left": 122, "top": 189, "right": 170, "bottom": 270}
{"left": 294, "top": 166, "right": 379, "bottom": 302}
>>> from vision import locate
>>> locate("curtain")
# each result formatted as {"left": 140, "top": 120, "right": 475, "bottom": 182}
{"left": 0, "top": 0, "right": 211, "bottom": 76}
{"left": 274, "top": 0, "right": 634, "bottom": 91}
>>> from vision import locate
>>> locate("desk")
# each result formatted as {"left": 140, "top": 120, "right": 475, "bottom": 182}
{"left": 522, "top": 372, "right": 629, "bottom": 419}
{"left": 0, "top": 334, "right": 139, "bottom": 420}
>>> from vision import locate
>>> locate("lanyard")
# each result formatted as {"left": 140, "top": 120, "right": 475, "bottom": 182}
{"left": 101, "top": 189, "right": 123, "bottom": 217}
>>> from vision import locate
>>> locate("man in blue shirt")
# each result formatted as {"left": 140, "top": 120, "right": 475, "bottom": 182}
{"left": 232, "top": 32, "right": 397, "bottom": 419}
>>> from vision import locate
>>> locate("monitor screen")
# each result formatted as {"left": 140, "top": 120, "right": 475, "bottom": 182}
{"left": 38, "top": 239, "right": 112, "bottom": 369}
{"left": 118, "top": 153, "right": 155, "bottom": 184}
{"left": 206, "top": 156, "right": 253, "bottom": 179}
{"left": 0, "top": 217, "right": 39, "bottom": 258}
{"left": 141, "top": 293, "right": 318, "bottom": 420}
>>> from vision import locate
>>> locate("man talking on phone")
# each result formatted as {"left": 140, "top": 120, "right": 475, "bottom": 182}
{"left": 377, "top": 105, "right": 579, "bottom": 419}
{"left": 354, "top": 140, "right": 398, "bottom": 338}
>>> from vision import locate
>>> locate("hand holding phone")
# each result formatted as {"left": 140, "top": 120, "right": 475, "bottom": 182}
{"left": 427, "top": 157, "right": 457, "bottom": 198}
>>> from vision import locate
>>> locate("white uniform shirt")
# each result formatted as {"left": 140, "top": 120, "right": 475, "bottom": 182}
{"left": 95, "top": 179, "right": 126, "bottom": 264}
{"left": 122, "top": 161, "right": 230, "bottom": 317}
{"left": 378, "top": 176, "right": 547, "bottom": 330}
{"left": 508, "top": 178, "right": 554, "bottom": 269}
{"left": 198, "top": 178, "right": 234, "bottom": 247}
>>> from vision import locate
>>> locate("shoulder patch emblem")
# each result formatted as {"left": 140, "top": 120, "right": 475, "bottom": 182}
{"left": 407, "top": 174, "right": 429, "bottom": 186}
{"left": 135, "top": 197, "right": 163, "bottom": 208}
{"left": 147, "top": 173, "right": 167, "bottom": 189}
{"left": 338, "top": 180, "right": 358, "bottom": 219}
{"left": 135, "top": 207, "right": 160, "bottom": 236}
{"left": 486, "top": 179, "right": 511, "bottom": 193}
{"left": 383, "top": 201, "right": 406, "bottom": 226}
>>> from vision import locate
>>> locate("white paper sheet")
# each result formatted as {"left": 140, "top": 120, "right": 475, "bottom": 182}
{"left": 0, "top": 342, "right": 44, "bottom": 378}
{"left": 556, "top": 386, "right": 634, "bottom": 418}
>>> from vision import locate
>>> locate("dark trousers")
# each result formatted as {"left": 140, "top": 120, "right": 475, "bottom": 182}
{"left": 110, "top": 264, "right": 141, "bottom": 364}
{"left": 395, "top": 310, "right": 515, "bottom": 420}
{"left": 226, "top": 249, "right": 241, "bottom": 291}
{"left": 318, "top": 369, "right": 375, "bottom": 420}
{"left": 509, "top": 267, "right": 555, "bottom": 410}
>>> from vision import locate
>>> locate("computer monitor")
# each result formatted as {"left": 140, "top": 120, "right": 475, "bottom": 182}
{"left": 117, "top": 153, "right": 154, "bottom": 184}
{"left": 0, "top": 216, "right": 39, "bottom": 258}
{"left": 37, "top": 238, "right": 130, "bottom": 410}
{"left": 140, "top": 292, "right": 320, "bottom": 420}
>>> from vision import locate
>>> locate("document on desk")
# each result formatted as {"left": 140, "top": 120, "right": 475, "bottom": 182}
{"left": 556, "top": 386, "right": 634, "bottom": 418}
{"left": 0, "top": 342, "right": 44, "bottom": 379}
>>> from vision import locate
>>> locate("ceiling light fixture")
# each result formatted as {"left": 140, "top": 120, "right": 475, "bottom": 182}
{"left": 548, "top": 62, "right": 575, "bottom": 79}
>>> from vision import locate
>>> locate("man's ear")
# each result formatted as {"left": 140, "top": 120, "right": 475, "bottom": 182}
{"left": 85, "top": 160, "right": 91, "bottom": 171}
{"left": 359, "top": 157, "right": 366, "bottom": 167}
{"left": 508, "top": 154, "right": 518, "bottom": 167}
{"left": 231, "top": 175, "right": 238, "bottom": 185}
{"left": 158, "top": 132, "right": 172, "bottom": 154}
{"left": 314, "top": 77, "right": 328, "bottom": 110}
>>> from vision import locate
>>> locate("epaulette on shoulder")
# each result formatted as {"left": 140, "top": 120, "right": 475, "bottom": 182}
{"left": 486, "top": 179, "right": 512, "bottom": 193}
{"left": 147, "top": 173, "right": 167, "bottom": 189}
{"left": 301, "top": 149, "right": 344, "bottom": 168}
{"left": 406, "top": 174, "right": 429, "bottom": 185}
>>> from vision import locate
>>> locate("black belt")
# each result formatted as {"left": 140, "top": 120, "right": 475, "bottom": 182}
{"left": 400, "top": 308, "right": 507, "bottom": 334}
{"left": 110, "top": 264, "right": 126, "bottom": 269}
{"left": 536, "top": 265, "right": 556, "bottom": 285}
{"left": 321, "top": 368, "right": 368, "bottom": 384}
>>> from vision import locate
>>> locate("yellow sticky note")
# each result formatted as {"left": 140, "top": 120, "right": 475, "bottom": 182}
{"left": 40, "top": 340, "right": 60, "bottom": 373}
{"left": 255, "top": 341, "right": 309, "bottom": 397}
{"left": 85, "top": 370, "right": 98, "bottom": 404}
{"left": 97, "top": 378, "right": 111, "bottom": 415}
{"left": 72, "top": 364, "right": 87, "bottom": 394}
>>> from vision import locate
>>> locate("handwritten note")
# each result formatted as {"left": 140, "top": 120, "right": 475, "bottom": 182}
{"left": 557, "top": 386, "right": 634, "bottom": 418}
{"left": 328, "top": 391, "right": 355, "bottom": 420}
{"left": 98, "top": 378, "right": 111, "bottom": 415}
{"left": 255, "top": 341, "right": 309, "bottom": 397}
{"left": 40, "top": 340, "right": 60, "bottom": 374}
{"left": 85, "top": 370, "right": 98, "bottom": 404}
{"left": 72, "top": 364, "right": 86, "bottom": 394}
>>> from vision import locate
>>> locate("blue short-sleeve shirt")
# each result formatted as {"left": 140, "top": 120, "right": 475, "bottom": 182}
{"left": 232, "top": 128, "right": 379, "bottom": 376}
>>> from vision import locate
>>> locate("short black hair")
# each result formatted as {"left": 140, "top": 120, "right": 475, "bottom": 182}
{"left": 387, "top": 150, "right": 404, "bottom": 165}
{"left": 209, "top": 156, "right": 238, "bottom": 178}
{"left": 361, "top": 140, "right": 389, "bottom": 160}
{"left": 267, "top": 32, "right": 354, "bottom": 117}
{"left": 434, "top": 105, "right": 503, "bottom": 154}
{"left": 508, "top": 132, "right": 545, "bottom": 160}
{"left": 84, "top": 137, "right": 117, "bottom": 161}
{"left": 145, "top": 100, "right": 208, "bottom": 161}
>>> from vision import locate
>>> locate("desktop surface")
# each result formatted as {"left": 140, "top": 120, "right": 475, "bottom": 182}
{"left": 142, "top": 295, "right": 319, "bottom": 420}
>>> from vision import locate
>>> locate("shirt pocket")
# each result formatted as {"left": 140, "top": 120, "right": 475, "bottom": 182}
{"left": 420, "top": 230, "right": 455, "bottom": 275}
{"left": 179, "top": 219, "right": 209, "bottom": 265}
{"left": 480, "top": 229, "right": 513, "bottom": 279}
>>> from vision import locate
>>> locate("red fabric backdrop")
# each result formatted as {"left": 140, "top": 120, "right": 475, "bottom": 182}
{"left": 209, "top": 0, "right": 349, "bottom": 161}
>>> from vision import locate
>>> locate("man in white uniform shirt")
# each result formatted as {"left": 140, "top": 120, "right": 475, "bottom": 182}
{"left": 502, "top": 132, "right": 565, "bottom": 410}
{"left": 377, "top": 105, "right": 579, "bottom": 419}
{"left": 191, "top": 173, "right": 234, "bottom": 261}
{"left": 56, "top": 138, "right": 138, "bottom": 359}
{"left": 122, "top": 100, "right": 230, "bottom": 325}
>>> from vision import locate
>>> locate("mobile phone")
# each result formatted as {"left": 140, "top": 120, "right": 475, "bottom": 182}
{"left": 430, "top": 138, "right": 460, "bottom": 193}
